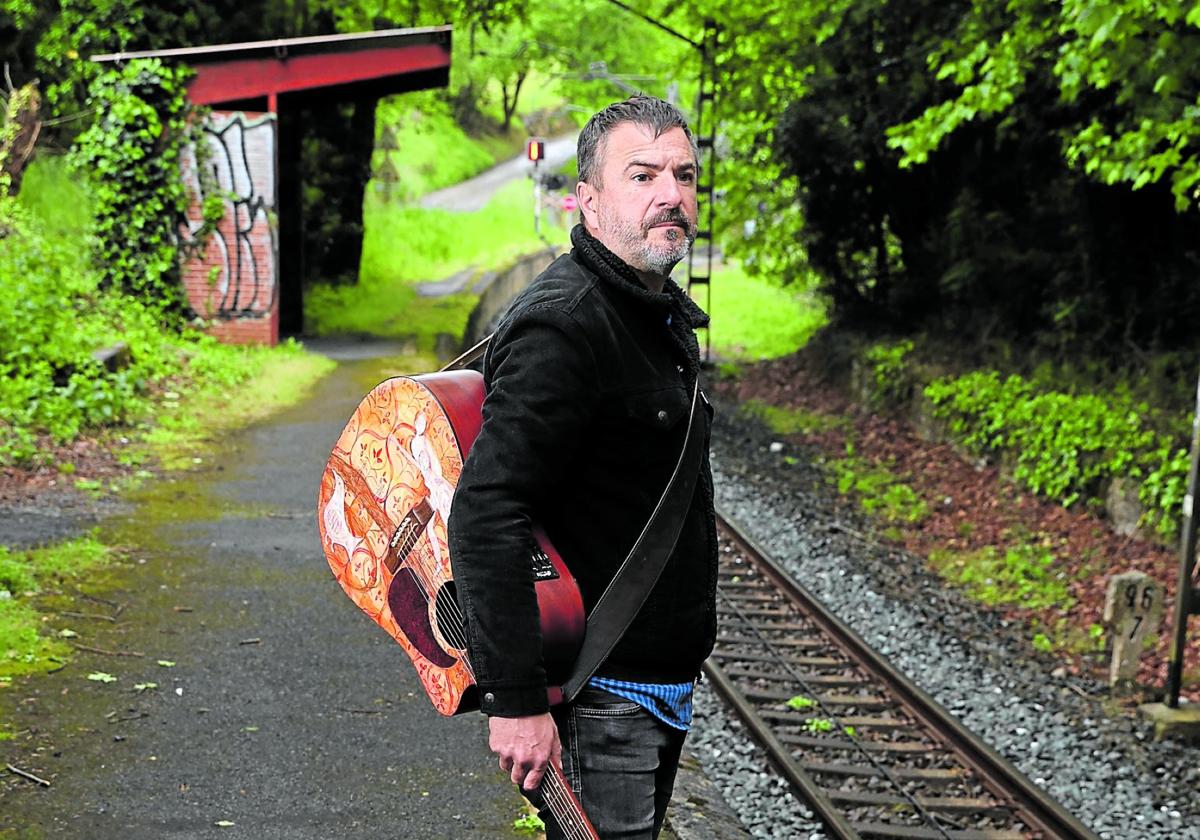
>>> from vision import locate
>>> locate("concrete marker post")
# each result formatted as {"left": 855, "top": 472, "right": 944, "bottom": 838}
{"left": 1103, "top": 572, "right": 1163, "bottom": 692}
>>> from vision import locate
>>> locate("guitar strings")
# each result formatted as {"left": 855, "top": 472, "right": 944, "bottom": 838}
{"left": 419, "top": 582, "right": 594, "bottom": 836}
{"left": 397, "top": 534, "right": 472, "bottom": 653}
{"left": 394, "top": 521, "right": 590, "bottom": 834}
{"left": 542, "top": 765, "right": 596, "bottom": 840}
{"left": 425, "top": 580, "right": 593, "bottom": 837}
{"left": 543, "top": 783, "right": 589, "bottom": 839}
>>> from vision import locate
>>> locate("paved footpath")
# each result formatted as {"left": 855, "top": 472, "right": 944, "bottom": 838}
{"left": 1, "top": 341, "right": 528, "bottom": 839}
{"left": 419, "top": 133, "right": 577, "bottom": 213}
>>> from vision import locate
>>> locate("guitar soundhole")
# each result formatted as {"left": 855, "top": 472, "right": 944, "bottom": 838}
{"left": 434, "top": 580, "right": 468, "bottom": 652}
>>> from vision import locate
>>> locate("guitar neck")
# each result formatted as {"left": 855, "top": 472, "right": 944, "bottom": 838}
{"left": 541, "top": 764, "right": 599, "bottom": 840}
{"left": 328, "top": 454, "right": 432, "bottom": 575}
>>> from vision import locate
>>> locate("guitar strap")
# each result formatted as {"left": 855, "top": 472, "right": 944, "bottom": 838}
{"left": 556, "top": 378, "right": 704, "bottom": 704}
{"left": 444, "top": 333, "right": 708, "bottom": 707}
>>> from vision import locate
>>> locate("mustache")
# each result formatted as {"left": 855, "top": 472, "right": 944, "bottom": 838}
{"left": 644, "top": 209, "right": 693, "bottom": 232}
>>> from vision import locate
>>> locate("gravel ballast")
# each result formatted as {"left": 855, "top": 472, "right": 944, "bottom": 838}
{"left": 686, "top": 399, "right": 1199, "bottom": 840}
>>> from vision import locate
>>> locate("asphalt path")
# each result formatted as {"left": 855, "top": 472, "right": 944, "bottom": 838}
{"left": 419, "top": 133, "right": 577, "bottom": 212}
{"left": 0, "top": 340, "right": 526, "bottom": 839}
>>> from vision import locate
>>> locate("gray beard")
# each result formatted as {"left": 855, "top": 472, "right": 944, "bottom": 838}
{"left": 603, "top": 212, "right": 696, "bottom": 276}
{"left": 634, "top": 230, "right": 692, "bottom": 274}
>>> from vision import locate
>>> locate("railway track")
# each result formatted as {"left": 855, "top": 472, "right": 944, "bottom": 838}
{"left": 707, "top": 510, "right": 1100, "bottom": 840}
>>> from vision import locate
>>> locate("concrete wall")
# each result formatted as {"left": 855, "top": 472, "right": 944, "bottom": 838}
{"left": 463, "top": 247, "right": 559, "bottom": 347}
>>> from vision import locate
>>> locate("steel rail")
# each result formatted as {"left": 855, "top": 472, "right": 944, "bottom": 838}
{"left": 708, "top": 507, "right": 1100, "bottom": 840}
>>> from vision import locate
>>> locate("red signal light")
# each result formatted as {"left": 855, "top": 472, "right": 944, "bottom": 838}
{"left": 527, "top": 139, "right": 545, "bottom": 162}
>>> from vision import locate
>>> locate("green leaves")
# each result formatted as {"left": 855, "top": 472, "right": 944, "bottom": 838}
{"left": 512, "top": 813, "right": 545, "bottom": 834}
{"left": 889, "top": 0, "right": 1200, "bottom": 210}
{"left": 924, "top": 369, "right": 1189, "bottom": 537}
{"left": 865, "top": 340, "right": 915, "bottom": 407}
{"left": 71, "top": 58, "right": 195, "bottom": 308}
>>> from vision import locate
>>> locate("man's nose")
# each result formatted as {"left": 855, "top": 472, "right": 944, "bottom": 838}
{"left": 656, "top": 174, "right": 684, "bottom": 207}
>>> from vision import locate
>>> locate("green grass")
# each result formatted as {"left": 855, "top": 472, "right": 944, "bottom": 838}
{"left": 308, "top": 179, "right": 569, "bottom": 342}
{"left": 928, "top": 542, "right": 1074, "bottom": 611}
{"left": 741, "top": 391, "right": 927, "bottom": 526}
{"left": 829, "top": 454, "right": 929, "bottom": 525}
{"left": 0, "top": 535, "right": 113, "bottom": 679}
{"left": 360, "top": 178, "right": 565, "bottom": 283}
{"left": 139, "top": 338, "right": 335, "bottom": 470}
{"left": 16, "top": 154, "right": 92, "bottom": 238}
{"left": 697, "top": 261, "right": 826, "bottom": 361}
{"left": 372, "top": 92, "right": 503, "bottom": 202}
{"left": 740, "top": 400, "right": 850, "bottom": 436}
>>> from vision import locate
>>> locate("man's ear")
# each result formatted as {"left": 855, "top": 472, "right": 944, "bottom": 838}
{"left": 577, "top": 180, "right": 600, "bottom": 230}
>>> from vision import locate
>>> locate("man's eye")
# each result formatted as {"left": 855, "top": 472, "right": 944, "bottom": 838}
{"left": 632, "top": 172, "right": 650, "bottom": 182}
{"left": 678, "top": 172, "right": 696, "bottom": 184}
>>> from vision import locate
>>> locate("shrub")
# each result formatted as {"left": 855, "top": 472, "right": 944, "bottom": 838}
{"left": 71, "top": 58, "right": 200, "bottom": 310}
{"left": 864, "top": 339, "right": 914, "bottom": 407}
{"left": 924, "top": 371, "right": 1188, "bottom": 536}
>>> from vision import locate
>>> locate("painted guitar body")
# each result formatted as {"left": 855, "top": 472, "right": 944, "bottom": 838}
{"left": 317, "top": 369, "right": 586, "bottom": 716}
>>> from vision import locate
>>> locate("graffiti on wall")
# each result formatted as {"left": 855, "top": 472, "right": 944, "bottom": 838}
{"left": 181, "top": 111, "right": 277, "bottom": 318}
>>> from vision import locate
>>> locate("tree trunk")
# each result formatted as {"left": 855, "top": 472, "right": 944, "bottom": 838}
{"left": 501, "top": 72, "right": 526, "bottom": 131}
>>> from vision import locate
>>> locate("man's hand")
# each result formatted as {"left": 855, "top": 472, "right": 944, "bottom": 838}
{"left": 488, "top": 712, "right": 561, "bottom": 791}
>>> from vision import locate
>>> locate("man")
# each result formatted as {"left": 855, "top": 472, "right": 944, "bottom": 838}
{"left": 447, "top": 95, "right": 717, "bottom": 840}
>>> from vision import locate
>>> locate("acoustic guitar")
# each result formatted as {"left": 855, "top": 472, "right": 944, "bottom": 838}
{"left": 317, "top": 369, "right": 598, "bottom": 840}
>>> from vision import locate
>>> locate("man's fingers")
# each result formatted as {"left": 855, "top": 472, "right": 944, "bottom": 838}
{"left": 522, "top": 763, "right": 546, "bottom": 792}
{"left": 511, "top": 755, "right": 548, "bottom": 791}
{"left": 488, "top": 712, "right": 557, "bottom": 791}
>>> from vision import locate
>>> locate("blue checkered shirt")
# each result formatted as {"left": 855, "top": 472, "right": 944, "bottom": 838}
{"left": 588, "top": 676, "right": 694, "bottom": 731}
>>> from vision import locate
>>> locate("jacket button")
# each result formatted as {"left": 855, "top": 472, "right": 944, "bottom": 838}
{"left": 483, "top": 692, "right": 495, "bottom": 704}
{"left": 657, "top": 410, "right": 669, "bottom": 423}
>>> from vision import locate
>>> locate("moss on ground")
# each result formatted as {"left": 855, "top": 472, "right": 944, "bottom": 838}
{"left": 0, "top": 535, "right": 113, "bottom": 680}
{"left": 927, "top": 541, "right": 1075, "bottom": 611}
{"left": 1, "top": 337, "right": 334, "bottom": 693}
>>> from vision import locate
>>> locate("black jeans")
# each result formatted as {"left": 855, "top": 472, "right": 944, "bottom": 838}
{"left": 538, "top": 687, "right": 688, "bottom": 840}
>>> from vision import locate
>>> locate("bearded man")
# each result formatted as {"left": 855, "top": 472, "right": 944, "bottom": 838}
{"left": 448, "top": 95, "right": 717, "bottom": 840}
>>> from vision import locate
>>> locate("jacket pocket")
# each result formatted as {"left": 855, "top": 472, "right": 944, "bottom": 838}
{"left": 618, "top": 386, "right": 690, "bottom": 431}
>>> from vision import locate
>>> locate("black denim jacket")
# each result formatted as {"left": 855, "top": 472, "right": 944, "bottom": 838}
{"left": 447, "top": 226, "right": 718, "bottom": 718}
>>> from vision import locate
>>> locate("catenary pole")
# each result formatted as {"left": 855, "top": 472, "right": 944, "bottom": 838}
{"left": 1166, "top": 365, "right": 1200, "bottom": 707}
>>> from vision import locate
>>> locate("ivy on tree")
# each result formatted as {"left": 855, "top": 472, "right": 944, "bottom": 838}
{"left": 71, "top": 58, "right": 199, "bottom": 314}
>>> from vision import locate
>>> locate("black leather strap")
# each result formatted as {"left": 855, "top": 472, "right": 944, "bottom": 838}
{"left": 441, "top": 332, "right": 492, "bottom": 372}
{"left": 559, "top": 379, "right": 706, "bottom": 703}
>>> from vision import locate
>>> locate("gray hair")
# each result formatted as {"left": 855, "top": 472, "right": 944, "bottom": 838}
{"left": 576, "top": 95, "right": 699, "bottom": 187}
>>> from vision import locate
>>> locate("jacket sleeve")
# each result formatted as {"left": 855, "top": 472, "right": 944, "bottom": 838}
{"left": 447, "top": 306, "right": 598, "bottom": 717}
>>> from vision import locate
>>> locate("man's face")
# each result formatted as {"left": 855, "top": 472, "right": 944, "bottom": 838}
{"left": 578, "top": 123, "right": 698, "bottom": 276}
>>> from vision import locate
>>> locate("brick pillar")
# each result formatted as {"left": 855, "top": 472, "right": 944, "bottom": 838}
{"left": 180, "top": 110, "right": 279, "bottom": 345}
